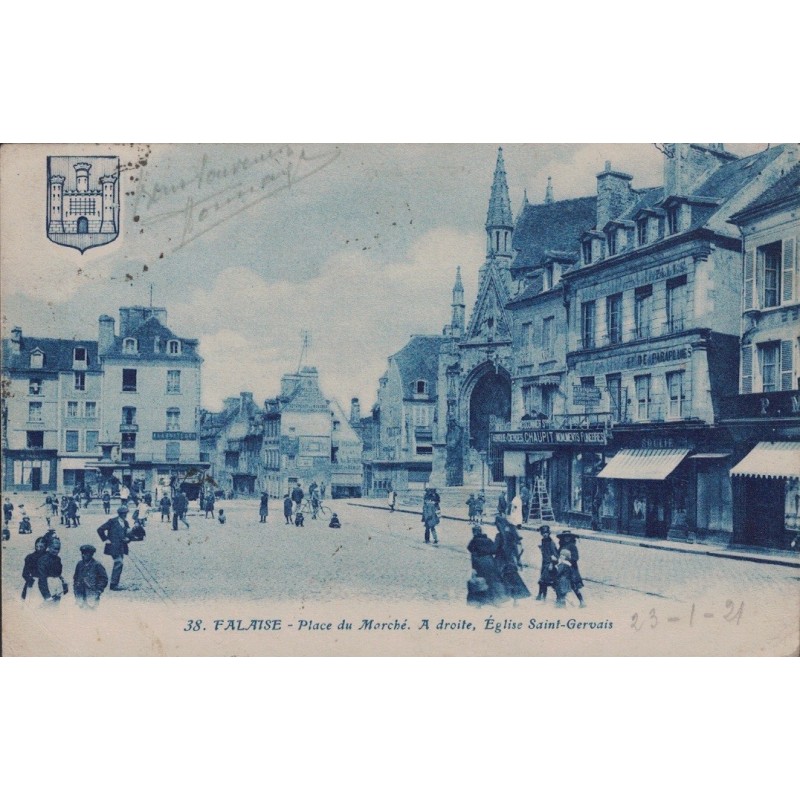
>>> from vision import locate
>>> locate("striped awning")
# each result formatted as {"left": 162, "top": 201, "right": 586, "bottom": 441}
{"left": 597, "top": 448, "right": 690, "bottom": 481}
{"left": 730, "top": 442, "right": 800, "bottom": 480}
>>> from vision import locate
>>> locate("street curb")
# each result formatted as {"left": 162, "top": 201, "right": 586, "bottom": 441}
{"left": 346, "top": 502, "right": 800, "bottom": 569}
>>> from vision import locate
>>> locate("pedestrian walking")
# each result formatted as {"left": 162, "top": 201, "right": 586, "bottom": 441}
{"left": 475, "top": 493, "right": 485, "bottom": 520}
{"left": 172, "top": 490, "right": 189, "bottom": 530}
{"left": 320, "top": 482, "right": 326, "bottom": 501}
{"left": 467, "top": 525, "right": 506, "bottom": 606}
{"left": 119, "top": 484, "right": 130, "bottom": 504}
{"left": 466, "top": 493, "right": 477, "bottom": 523}
{"left": 494, "top": 515, "right": 530, "bottom": 600}
{"left": 497, "top": 492, "right": 507, "bottom": 516}
{"left": 66, "top": 495, "right": 80, "bottom": 528}
{"left": 60, "top": 496, "right": 69, "bottom": 526}
{"left": 73, "top": 544, "right": 109, "bottom": 609}
{"left": 102, "top": 490, "right": 111, "bottom": 515}
{"left": 556, "top": 531, "right": 586, "bottom": 607}
{"left": 97, "top": 506, "right": 131, "bottom": 591}
{"left": 22, "top": 537, "right": 46, "bottom": 600}
{"left": 38, "top": 538, "right": 68, "bottom": 603}
{"left": 535, "top": 525, "right": 558, "bottom": 601}
{"left": 388, "top": 487, "right": 397, "bottom": 512}
{"left": 259, "top": 491, "right": 269, "bottom": 523}
{"left": 159, "top": 494, "right": 171, "bottom": 522}
{"left": 2, "top": 498, "right": 13, "bottom": 525}
{"left": 421, "top": 495, "right": 439, "bottom": 545}
{"left": 203, "top": 493, "right": 215, "bottom": 519}
{"left": 283, "top": 493, "right": 293, "bottom": 525}
{"left": 520, "top": 484, "right": 531, "bottom": 524}
{"left": 291, "top": 484, "right": 304, "bottom": 515}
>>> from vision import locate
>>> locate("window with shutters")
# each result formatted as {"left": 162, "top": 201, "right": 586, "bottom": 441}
{"left": 634, "top": 286, "right": 652, "bottom": 339}
{"left": 606, "top": 374, "right": 622, "bottom": 422}
{"left": 520, "top": 322, "right": 533, "bottom": 364}
{"left": 581, "top": 301, "right": 596, "bottom": 349}
{"left": 666, "top": 371, "right": 685, "bottom": 418}
{"left": 542, "top": 316, "right": 554, "bottom": 357}
{"left": 65, "top": 430, "right": 79, "bottom": 452}
{"left": 666, "top": 275, "right": 687, "bottom": 333}
{"left": 759, "top": 242, "right": 782, "bottom": 308}
{"left": 741, "top": 344, "right": 753, "bottom": 393}
{"left": 780, "top": 340, "right": 794, "bottom": 391}
{"left": 606, "top": 294, "right": 622, "bottom": 344}
{"left": 635, "top": 375, "right": 651, "bottom": 420}
{"left": 783, "top": 238, "right": 795, "bottom": 305}
{"left": 758, "top": 342, "right": 779, "bottom": 392}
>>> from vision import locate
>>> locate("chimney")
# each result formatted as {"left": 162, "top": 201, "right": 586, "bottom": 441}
{"left": 663, "top": 143, "right": 735, "bottom": 197}
{"left": 596, "top": 161, "right": 634, "bottom": 230}
{"left": 350, "top": 397, "right": 361, "bottom": 425}
{"left": 10, "top": 326, "right": 22, "bottom": 355}
{"left": 240, "top": 391, "right": 253, "bottom": 410}
{"left": 98, "top": 315, "right": 115, "bottom": 355}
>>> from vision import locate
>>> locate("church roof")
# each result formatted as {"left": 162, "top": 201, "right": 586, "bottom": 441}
{"left": 511, "top": 195, "right": 597, "bottom": 271}
{"left": 391, "top": 335, "right": 445, "bottom": 400}
{"left": 2, "top": 336, "right": 100, "bottom": 373}
{"left": 486, "top": 148, "right": 514, "bottom": 229}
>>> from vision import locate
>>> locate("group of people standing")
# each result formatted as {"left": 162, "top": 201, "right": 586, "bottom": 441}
{"left": 467, "top": 516, "right": 586, "bottom": 609}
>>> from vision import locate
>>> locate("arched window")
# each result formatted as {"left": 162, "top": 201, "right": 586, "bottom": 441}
{"left": 123, "top": 338, "right": 138, "bottom": 354}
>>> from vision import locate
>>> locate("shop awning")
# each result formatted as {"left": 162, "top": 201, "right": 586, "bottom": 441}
{"left": 688, "top": 453, "right": 731, "bottom": 460}
{"left": 597, "top": 448, "right": 691, "bottom": 481}
{"left": 730, "top": 442, "right": 800, "bottom": 480}
{"left": 527, "top": 451, "right": 554, "bottom": 464}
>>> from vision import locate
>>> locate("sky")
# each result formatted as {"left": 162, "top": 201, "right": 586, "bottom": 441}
{"left": 0, "top": 143, "right": 767, "bottom": 412}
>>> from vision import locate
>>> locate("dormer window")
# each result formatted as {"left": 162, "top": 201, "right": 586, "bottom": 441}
{"left": 667, "top": 205, "right": 679, "bottom": 235}
{"left": 123, "top": 338, "right": 138, "bottom": 354}
{"left": 543, "top": 264, "right": 554, "bottom": 291}
{"left": 607, "top": 230, "right": 617, "bottom": 257}
{"left": 73, "top": 346, "right": 88, "bottom": 367}
{"left": 637, "top": 218, "right": 648, "bottom": 246}
{"left": 415, "top": 380, "right": 428, "bottom": 395}
{"left": 30, "top": 349, "right": 44, "bottom": 369}
{"left": 582, "top": 240, "right": 593, "bottom": 265}
{"left": 168, "top": 339, "right": 181, "bottom": 355}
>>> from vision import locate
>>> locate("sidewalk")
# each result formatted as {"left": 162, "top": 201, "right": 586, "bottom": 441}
{"left": 347, "top": 499, "right": 800, "bottom": 569}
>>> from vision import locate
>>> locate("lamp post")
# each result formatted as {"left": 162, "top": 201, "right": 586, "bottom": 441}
{"left": 479, "top": 450, "right": 487, "bottom": 494}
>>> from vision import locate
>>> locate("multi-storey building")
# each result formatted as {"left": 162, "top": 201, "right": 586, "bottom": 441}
{"left": 371, "top": 335, "right": 443, "bottom": 494}
{"left": 2, "top": 328, "right": 100, "bottom": 493}
{"left": 263, "top": 367, "right": 336, "bottom": 498}
{"left": 97, "top": 306, "right": 206, "bottom": 497}
{"left": 725, "top": 163, "right": 800, "bottom": 549}
{"left": 491, "top": 143, "right": 798, "bottom": 543}
{"left": 329, "top": 398, "right": 364, "bottom": 498}
{"left": 199, "top": 392, "right": 265, "bottom": 497}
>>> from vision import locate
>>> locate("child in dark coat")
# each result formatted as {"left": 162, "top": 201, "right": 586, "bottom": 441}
{"left": 328, "top": 513, "right": 341, "bottom": 529}
{"left": 295, "top": 511, "right": 305, "bottom": 527}
{"left": 536, "top": 525, "right": 558, "bottom": 601}
{"left": 556, "top": 531, "right": 586, "bottom": 607}
{"left": 283, "top": 494, "right": 293, "bottom": 525}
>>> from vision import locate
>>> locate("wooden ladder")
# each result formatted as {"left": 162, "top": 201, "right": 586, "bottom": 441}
{"left": 529, "top": 477, "right": 555, "bottom": 522}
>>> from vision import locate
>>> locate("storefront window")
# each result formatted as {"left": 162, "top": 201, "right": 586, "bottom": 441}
{"left": 600, "top": 481, "right": 616, "bottom": 518}
{"left": 697, "top": 467, "right": 733, "bottom": 532}
{"left": 631, "top": 491, "right": 647, "bottom": 522}
{"left": 570, "top": 452, "right": 603, "bottom": 513}
{"left": 671, "top": 478, "right": 689, "bottom": 528}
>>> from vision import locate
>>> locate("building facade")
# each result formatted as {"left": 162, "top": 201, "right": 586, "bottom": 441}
{"left": 200, "top": 392, "right": 265, "bottom": 497}
{"left": 97, "top": 306, "right": 206, "bottom": 497}
{"left": 1, "top": 329, "right": 100, "bottom": 493}
{"left": 492, "top": 143, "right": 799, "bottom": 543}
{"left": 726, "top": 162, "right": 800, "bottom": 549}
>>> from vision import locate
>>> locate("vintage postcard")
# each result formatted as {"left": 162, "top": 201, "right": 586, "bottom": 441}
{"left": 1, "top": 143, "right": 798, "bottom": 656}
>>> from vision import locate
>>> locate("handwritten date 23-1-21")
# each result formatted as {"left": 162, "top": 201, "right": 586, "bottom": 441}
{"left": 631, "top": 601, "right": 744, "bottom": 631}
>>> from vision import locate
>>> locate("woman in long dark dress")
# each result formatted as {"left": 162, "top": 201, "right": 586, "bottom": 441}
{"left": 467, "top": 525, "right": 506, "bottom": 605}
{"left": 494, "top": 516, "right": 531, "bottom": 600}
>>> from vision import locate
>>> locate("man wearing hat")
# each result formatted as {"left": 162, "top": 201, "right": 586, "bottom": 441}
{"left": 97, "top": 506, "right": 131, "bottom": 590}
{"left": 73, "top": 544, "right": 109, "bottom": 608}
{"left": 536, "top": 525, "right": 558, "bottom": 601}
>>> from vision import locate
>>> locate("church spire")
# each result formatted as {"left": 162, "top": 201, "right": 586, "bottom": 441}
{"left": 450, "top": 265, "right": 465, "bottom": 336}
{"left": 485, "top": 147, "right": 514, "bottom": 260}
{"left": 544, "top": 176, "right": 554, "bottom": 204}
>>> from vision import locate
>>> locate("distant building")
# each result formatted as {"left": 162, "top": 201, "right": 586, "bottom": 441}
{"left": 2, "top": 329, "right": 101, "bottom": 493}
{"left": 329, "top": 398, "right": 363, "bottom": 498}
{"left": 726, "top": 162, "right": 800, "bottom": 549}
{"left": 371, "top": 335, "right": 444, "bottom": 494}
{"left": 199, "top": 392, "right": 265, "bottom": 496}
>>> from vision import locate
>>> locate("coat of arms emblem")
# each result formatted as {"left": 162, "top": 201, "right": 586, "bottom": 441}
{"left": 46, "top": 155, "right": 120, "bottom": 253}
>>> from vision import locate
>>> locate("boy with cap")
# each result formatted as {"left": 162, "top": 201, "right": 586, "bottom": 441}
{"left": 37, "top": 538, "right": 67, "bottom": 602}
{"left": 556, "top": 530, "right": 586, "bottom": 608}
{"left": 73, "top": 544, "right": 109, "bottom": 608}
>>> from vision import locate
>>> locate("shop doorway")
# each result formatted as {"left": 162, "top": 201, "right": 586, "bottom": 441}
{"left": 30, "top": 467, "right": 41, "bottom": 492}
{"left": 629, "top": 483, "right": 671, "bottom": 538}
{"left": 743, "top": 478, "right": 784, "bottom": 547}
